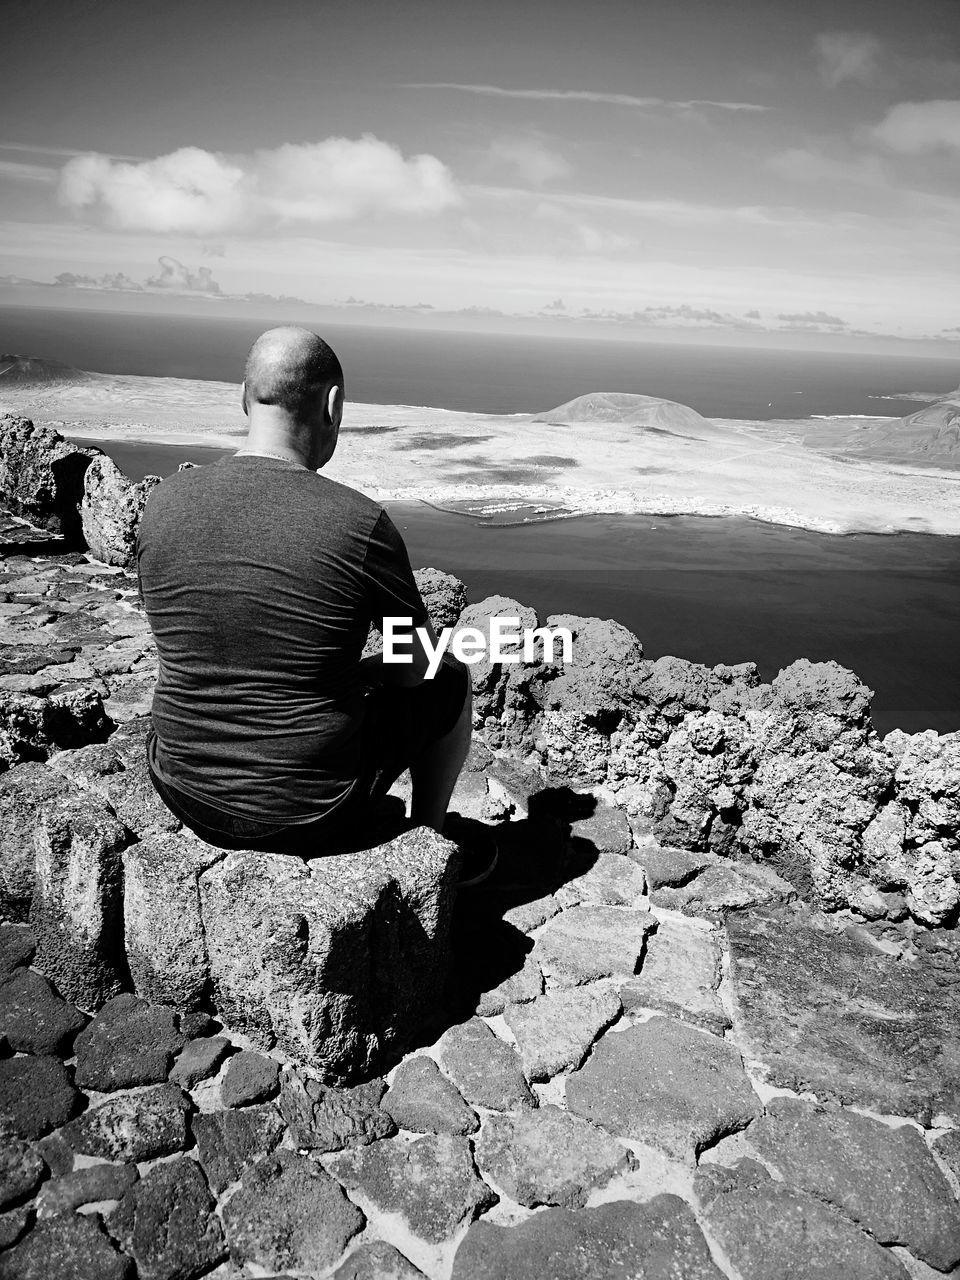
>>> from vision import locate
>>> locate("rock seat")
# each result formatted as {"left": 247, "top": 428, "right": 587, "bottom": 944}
{"left": 124, "top": 824, "right": 459, "bottom": 1083}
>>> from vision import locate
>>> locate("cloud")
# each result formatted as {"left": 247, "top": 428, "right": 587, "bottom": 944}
{"left": 486, "top": 137, "right": 572, "bottom": 185}
{"left": 873, "top": 100, "right": 960, "bottom": 152}
{"left": 57, "top": 135, "right": 460, "bottom": 233}
{"left": 0, "top": 159, "right": 57, "bottom": 183}
{"left": 814, "top": 33, "right": 882, "bottom": 87}
{"left": 402, "top": 82, "right": 768, "bottom": 112}
{"left": 777, "top": 310, "right": 849, "bottom": 328}
{"left": 145, "top": 255, "right": 222, "bottom": 294}
{"left": 533, "top": 200, "right": 633, "bottom": 252}
{"left": 51, "top": 257, "right": 223, "bottom": 296}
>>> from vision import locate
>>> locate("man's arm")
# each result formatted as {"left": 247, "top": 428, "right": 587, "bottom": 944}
{"left": 359, "top": 617, "right": 438, "bottom": 688}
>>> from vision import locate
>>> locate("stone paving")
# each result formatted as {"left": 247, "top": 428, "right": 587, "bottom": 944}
{"left": 2, "top": 517, "right": 960, "bottom": 1279}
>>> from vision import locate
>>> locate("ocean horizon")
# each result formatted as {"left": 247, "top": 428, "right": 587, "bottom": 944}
{"left": 2, "top": 303, "right": 958, "bottom": 420}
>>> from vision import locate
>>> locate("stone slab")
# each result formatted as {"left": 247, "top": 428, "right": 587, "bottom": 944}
{"left": 109, "top": 1156, "right": 227, "bottom": 1280}
{"left": 475, "top": 1104, "right": 631, "bottom": 1208}
{"left": 278, "top": 1070, "right": 396, "bottom": 1152}
{"left": 0, "top": 1054, "right": 80, "bottom": 1140}
{"left": 566, "top": 1017, "right": 761, "bottom": 1161}
{"left": 382, "top": 1056, "right": 478, "bottom": 1135}
{"left": 726, "top": 905, "right": 960, "bottom": 1124}
{"left": 438, "top": 1018, "right": 536, "bottom": 1111}
{"left": 74, "top": 993, "right": 184, "bottom": 1091}
{"left": 532, "top": 904, "right": 656, "bottom": 985}
{"left": 620, "top": 913, "right": 729, "bottom": 1034}
{"left": 503, "top": 984, "right": 621, "bottom": 1081}
{"left": 62, "top": 1084, "right": 192, "bottom": 1161}
{"left": 451, "top": 1194, "right": 725, "bottom": 1279}
{"left": 0, "top": 1213, "right": 134, "bottom": 1280}
{"left": 331, "top": 1132, "right": 497, "bottom": 1246}
{"left": 191, "top": 1104, "right": 285, "bottom": 1194}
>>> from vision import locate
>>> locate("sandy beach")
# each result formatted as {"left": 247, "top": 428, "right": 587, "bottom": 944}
{"left": 2, "top": 369, "right": 959, "bottom": 536}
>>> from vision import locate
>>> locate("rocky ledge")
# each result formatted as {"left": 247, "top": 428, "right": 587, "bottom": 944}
{"left": 1, "top": 413, "right": 959, "bottom": 1278}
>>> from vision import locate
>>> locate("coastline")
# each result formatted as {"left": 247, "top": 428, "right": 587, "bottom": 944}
{"left": 2, "top": 368, "right": 959, "bottom": 537}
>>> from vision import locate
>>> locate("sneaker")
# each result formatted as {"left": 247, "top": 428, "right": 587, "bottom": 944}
{"left": 443, "top": 815, "right": 499, "bottom": 888}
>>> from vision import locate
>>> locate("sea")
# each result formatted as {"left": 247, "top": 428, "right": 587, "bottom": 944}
{"left": 2, "top": 304, "right": 958, "bottom": 735}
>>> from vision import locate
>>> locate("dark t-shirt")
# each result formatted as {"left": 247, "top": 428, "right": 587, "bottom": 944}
{"left": 136, "top": 454, "right": 427, "bottom": 822}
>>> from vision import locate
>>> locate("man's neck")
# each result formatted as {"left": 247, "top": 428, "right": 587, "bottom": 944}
{"left": 235, "top": 446, "right": 307, "bottom": 467}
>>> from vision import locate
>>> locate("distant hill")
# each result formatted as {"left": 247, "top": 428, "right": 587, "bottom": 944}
{"left": 848, "top": 392, "right": 960, "bottom": 468}
{"left": 532, "top": 391, "right": 720, "bottom": 439}
{"left": 0, "top": 354, "right": 91, "bottom": 385}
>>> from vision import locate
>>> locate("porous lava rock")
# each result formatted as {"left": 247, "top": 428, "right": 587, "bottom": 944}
{"left": 726, "top": 904, "right": 960, "bottom": 1124}
{"left": 381, "top": 1055, "right": 478, "bottom": 1135}
{"left": 475, "top": 1104, "right": 630, "bottom": 1208}
{"left": 451, "top": 1194, "right": 725, "bottom": 1280}
{"left": 0, "top": 969, "right": 86, "bottom": 1055}
{"left": 109, "top": 1156, "right": 227, "bottom": 1280}
{"left": 566, "top": 1017, "right": 761, "bottom": 1161}
{"left": 278, "top": 1070, "right": 396, "bottom": 1152}
{"left": 0, "top": 1054, "right": 80, "bottom": 1140}
{"left": 73, "top": 993, "right": 185, "bottom": 1091}
{"left": 0, "top": 1212, "right": 134, "bottom": 1280}
{"left": 220, "top": 1150, "right": 364, "bottom": 1275}
{"left": 191, "top": 1103, "right": 285, "bottom": 1194}
{"left": 62, "top": 1084, "right": 191, "bottom": 1161}
{"left": 0, "top": 415, "right": 97, "bottom": 541}
{"left": 437, "top": 1018, "right": 535, "bottom": 1111}
{"left": 331, "top": 1132, "right": 497, "bottom": 1245}
{"left": 81, "top": 455, "right": 161, "bottom": 568}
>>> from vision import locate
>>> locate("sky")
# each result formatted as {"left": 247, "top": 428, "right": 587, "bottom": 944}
{"left": 2, "top": 0, "right": 959, "bottom": 349}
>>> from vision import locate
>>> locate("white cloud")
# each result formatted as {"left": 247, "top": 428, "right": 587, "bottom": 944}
{"left": 57, "top": 135, "right": 460, "bottom": 233}
{"left": 402, "top": 83, "right": 768, "bottom": 111}
{"left": 873, "top": 100, "right": 960, "bottom": 152}
{"left": 145, "top": 255, "right": 222, "bottom": 293}
{"left": 486, "top": 137, "right": 572, "bottom": 185}
{"left": 814, "top": 32, "right": 882, "bottom": 87}
{"left": 533, "top": 201, "right": 633, "bottom": 253}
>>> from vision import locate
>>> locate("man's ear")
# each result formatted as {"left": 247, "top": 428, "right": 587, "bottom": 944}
{"left": 240, "top": 380, "right": 249, "bottom": 416}
{"left": 327, "top": 384, "right": 344, "bottom": 428}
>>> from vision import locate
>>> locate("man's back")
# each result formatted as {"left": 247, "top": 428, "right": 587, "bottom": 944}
{"left": 137, "top": 454, "right": 426, "bottom": 822}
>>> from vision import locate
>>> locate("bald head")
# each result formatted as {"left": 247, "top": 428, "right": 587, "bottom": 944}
{"left": 243, "top": 326, "right": 344, "bottom": 421}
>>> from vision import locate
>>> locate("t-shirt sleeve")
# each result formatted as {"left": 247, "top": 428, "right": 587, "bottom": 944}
{"left": 362, "top": 509, "right": 429, "bottom": 629}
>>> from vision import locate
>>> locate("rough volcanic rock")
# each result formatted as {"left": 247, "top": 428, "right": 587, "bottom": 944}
{"left": 190, "top": 1104, "right": 285, "bottom": 1194}
{"left": 74, "top": 993, "right": 185, "bottom": 1091}
{"left": 413, "top": 567, "right": 467, "bottom": 629}
{"left": 169, "top": 1036, "right": 231, "bottom": 1088}
{"left": 0, "top": 1140, "right": 45, "bottom": 1208}
{"left": 532, "top": 904, "right": 656, "bottom": 985}
{"left": 749, "top": 1096, "right": 960, "bottom": 1272}
{"left": 700, "top": 1179, "right": 908, "bottom": 1280}
{"left": 333, "top": 1241, "right": 426, "bottom": 1279}
{"left": 475, "top": 950, "right": 544, "bottom": 1018}
{"left": 438, "top": 1018, "right": 535, "bottom": 1111}
{"left": 37, "top": 1162, "right": 139, "bottom": 1217}
{"left": 874, "top": 729, "right": 960, "bottom": 924}
{"left": 933, "top": 1128, "right": 960, "bottom": 1182}
{"left": 0, "top": 1206, "right": 30, "bottom": 1251}
{"left": 33, "top": 1133, "right": 74, "bottom": 1177}
{"left": 0, "top": 969, "right": 86, "bottom": 1055}
{"left": 278, "top": 1070, "right": 396, "bottom": 1152}
{"left": 0, "top": 415, "right": 97, "bottom": 540}
{"left": 0, "top": 1054, "right": 80, "bottom": 1140}
{"left": 0, "top": 687, "right": 111, "bottom": 774}
{"left": 81, "top": 455, "right": 161, "bottom": 568}
{"left": 739, "top": 660, "right": 891, "bottom": 910}
{"left": 123, "top": 832, "right": 223, "bottom": 1011}
{"left": 503, "top": 984, "right": 621, "bottom": 1082}
{"left": 649, "top": 860, "right": 795, "bottom": 918}
{"left": 554, "top": 852, "right": 646, "bottom": 908}
{"left": 620, "top": 914, "right": 729, "bottom": 1034}
{"left": 569, "top": 800, "right": 632, "bottom": 854}
{"left": 220, "top": 1050, "right": 280, "bottom": 1107}
{"left": 456, "top": 596, "right": 540, "bottom": 747}
{"left": 109, "top": 1156, "right": 227, "bottom": 1280}
{"left": 0, "top": 1212, "right": 134, "bottom": 1280}
{"left": 532, "top": 615, "right": 646, "bottom": 784}
{"left": 566, "top": 1017, "right": 761, "bottom": 1161}
{"left": 200, "top": 827, "right": 458, "bottom": 1080}
{"left": 29, "top": 792, "right": 129, "bottom": 1009}
{"left": 0, "top": 763, "right": 73, "bottom": 918}
{"left": 63, "top": 1084, "right": 191, "bottom": 1161}
{"left": 0, "top": 924, "right": 35, "bottom": 977}
{"left": 476, "top": 1104, "right": 630, "bottom": 1208}
{"left": 451, "top": 1194, "right": 724, "bottom": 1280}
{"left": 221, "top": 1150, "right": 364, "bottom": 1275}
{"left": 381, "top": 1056, "right": 478, "bottom": 1135}
{"left": 331, "top": 1132, "right": 496, "bottom": 1245}
{"left": 726, "top": 904, "right": 960, "bottom": 1124}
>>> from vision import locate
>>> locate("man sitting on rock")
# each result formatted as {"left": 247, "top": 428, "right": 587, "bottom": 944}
{"left": 137, "top": 326, "right": 492, "bottom": 879}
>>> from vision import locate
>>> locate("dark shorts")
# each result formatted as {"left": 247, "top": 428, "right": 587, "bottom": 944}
{"left": 146, "top": 655, "right": 470, "bottom": 855}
